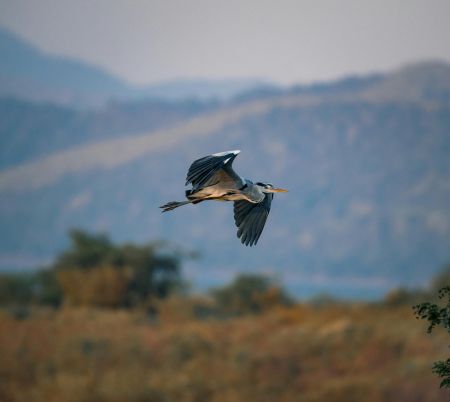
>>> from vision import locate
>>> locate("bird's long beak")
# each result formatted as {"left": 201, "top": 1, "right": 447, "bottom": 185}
{"left": 268, "top": 188, "right": 288, "bottom": 193}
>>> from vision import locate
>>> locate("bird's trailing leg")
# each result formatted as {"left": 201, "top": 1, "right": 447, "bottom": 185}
{"left": 159, "top": 200, "right": 192, "bottom": 212}
{"left": 160, "top": 199, "right": 204, "bottom": 212}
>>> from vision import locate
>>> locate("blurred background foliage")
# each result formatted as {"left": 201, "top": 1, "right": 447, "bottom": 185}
{"left": 0, "top": 230, "right": 448, "bottom": 401}
{"left": 2, "top": 229, "right": 449, "bottom": 312}
{"left": 0, "top": 229, "right": 183, "bottom": 309}
{"left": 210, "top": 274, "right": 292, "bottom": 316}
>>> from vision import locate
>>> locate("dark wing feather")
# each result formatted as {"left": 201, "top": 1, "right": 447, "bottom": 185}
{"left": 233, "top": 194, "right": 273, "bottom": 246}
{"left": 185, "top": 151, "right": 242, "bottom": 188}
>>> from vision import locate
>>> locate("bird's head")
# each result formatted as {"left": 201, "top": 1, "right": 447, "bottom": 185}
{"left": 255, "top": 182, "right": 288, "bottom": 193}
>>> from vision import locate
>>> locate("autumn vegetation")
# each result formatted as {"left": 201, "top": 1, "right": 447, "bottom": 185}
{"left": 0, "top": 231, "right": 448, "bottom": 402}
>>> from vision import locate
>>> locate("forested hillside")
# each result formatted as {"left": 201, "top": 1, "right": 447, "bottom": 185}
{"left": 1, "top": 61, "right": 450, "bottom": 298}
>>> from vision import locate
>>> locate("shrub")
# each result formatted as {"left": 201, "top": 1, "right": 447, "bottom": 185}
{"left": 210, "top": 274, "right": 291, "bottom": 316}
{"left": 414, "top": 286, "right": 450, "bottom": 389}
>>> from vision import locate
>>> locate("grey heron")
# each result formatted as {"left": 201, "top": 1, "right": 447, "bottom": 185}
{"left": 160, "top": 150, "right": 288, "bottom": 246}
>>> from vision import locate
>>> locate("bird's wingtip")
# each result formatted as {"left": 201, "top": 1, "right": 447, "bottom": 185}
{"left": 212, "top": 149, "right": 241, "bottom": 157}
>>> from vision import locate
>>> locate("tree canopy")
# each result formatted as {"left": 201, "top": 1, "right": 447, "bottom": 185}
{"left": 414, "top": 286, "right": 450, "bottom": 389}
{"left": 0, "top": 230, "right": 184, "bottom": 309}
{"left": 210, "top": 273, "right": 292, "bottom": 316}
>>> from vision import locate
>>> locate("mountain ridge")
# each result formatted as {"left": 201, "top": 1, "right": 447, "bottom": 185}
{"left": 1, "top": 45, "right": 450, "bottom": 298}
{"left": 2, "top": 59, "right": 450, "bottom": 193}
{"left": 0, "top": 27, "right": 275, "bottom": 106}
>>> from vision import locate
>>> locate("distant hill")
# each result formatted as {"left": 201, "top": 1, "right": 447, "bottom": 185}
{"left": 1, "top": 60, "right": 450, "bottom": 299}
{"left": 142, "top": 77, "right": 276, "bottom": 102}
{"left": 0, "top": 27, "right": 273, "bottom": 106}
{"left": 361, "top": 61, "right": 450, "bottom": 102}
{"left": 0, "top": 27, "right": 133, "bottom": 106}
{"left": 0, "top": 97, "right": 216, "bottom": 169}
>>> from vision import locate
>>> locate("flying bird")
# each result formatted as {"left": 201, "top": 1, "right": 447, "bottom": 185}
{"left": 160, "top": 150, "right": 288, "bottom": 246}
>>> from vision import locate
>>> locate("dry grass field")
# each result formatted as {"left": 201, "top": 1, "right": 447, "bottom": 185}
{"left": 0, "top": 301, "right": 447, "bottom": 402}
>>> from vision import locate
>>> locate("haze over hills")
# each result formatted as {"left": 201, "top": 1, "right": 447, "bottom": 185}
{"left": 1, "top": 28, "right": 450, "bottom": 298}
{"left": 0, "top": 27, "right": 273, "bottom": 106}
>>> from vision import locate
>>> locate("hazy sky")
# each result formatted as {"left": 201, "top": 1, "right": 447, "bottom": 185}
{"left": 1, "top": 0, "right": 450, "bottom": 85}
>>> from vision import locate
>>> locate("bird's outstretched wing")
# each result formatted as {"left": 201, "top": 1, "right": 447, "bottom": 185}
{"left": 233, "top": 194, "right": 273, "bottom": 246}
{"left": 186, "top": 150, "right": 243, "bottom": 189}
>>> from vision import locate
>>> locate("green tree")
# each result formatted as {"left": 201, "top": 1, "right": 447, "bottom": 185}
{"left": 54, "top": 229, "right": 183, "bottom": 308}
{"left": 53, "top": 230, "right": 115, "bottom": 270}
{"left": 211, "top": 274, "right": 291, "bottom": 316}
{"left": 0, "top": 231, "right": 185, "bottom": 309}
{"left": 414, "top": 286, "right": 450, "bottom": 389}
{"left": 0, "top": 269, "right": 62, "bottom": 307}
{"left": 0, "top": 273, "right": 34, "bottom": 305}
{"left": 33, "top": 269, "right": 63, "bottom": 306}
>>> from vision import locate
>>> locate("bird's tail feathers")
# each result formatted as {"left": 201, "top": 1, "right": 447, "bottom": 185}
{"left": 159, "top": 200, "right": 192, "bottom": 212}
